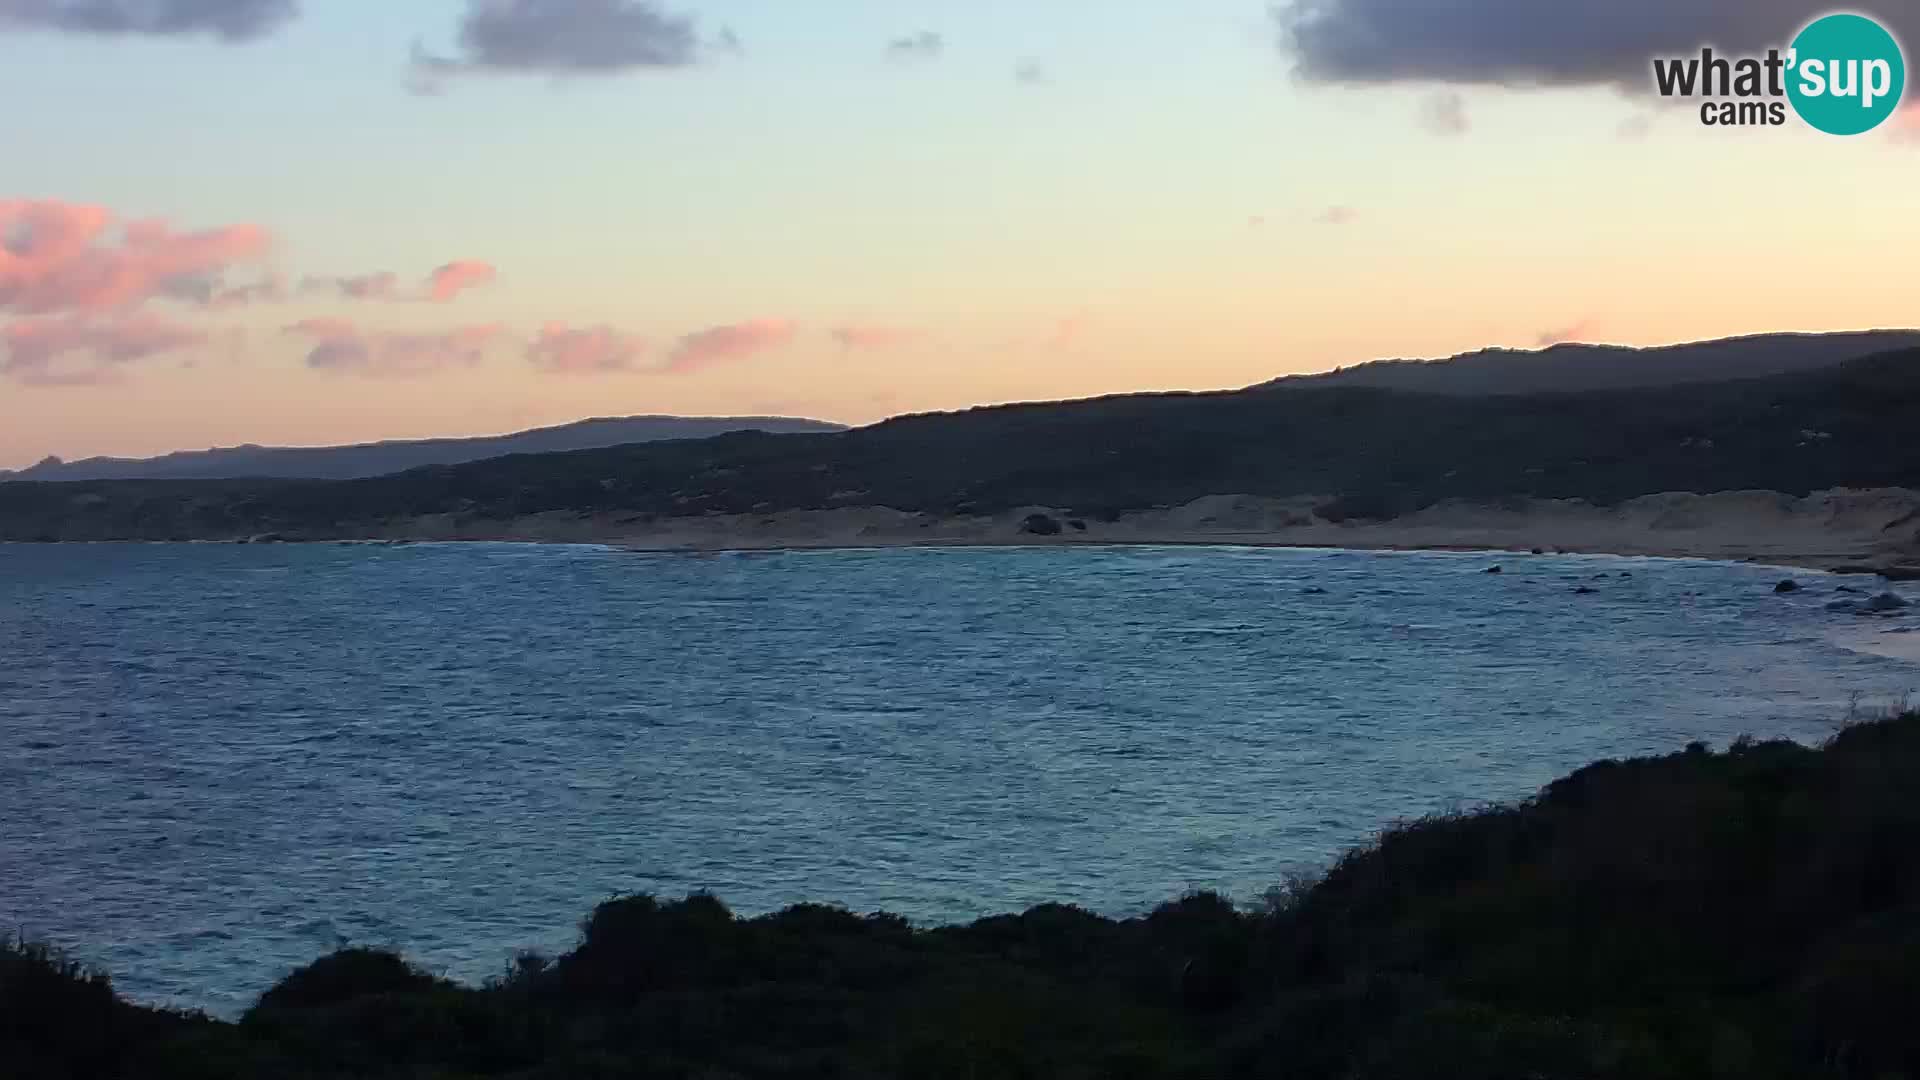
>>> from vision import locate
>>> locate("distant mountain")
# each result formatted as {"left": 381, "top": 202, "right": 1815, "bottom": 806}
{"left": 1258, "top": 330, "right": 1920, "bottom": 396}
{"left": 0, "top": 415, "right": 847, "bottom": 482}
{"left": 8, "top": 344, "right": 1920, "bottom": 543}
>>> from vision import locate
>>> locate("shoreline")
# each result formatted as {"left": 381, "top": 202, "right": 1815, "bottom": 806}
{"left": 15, "top": 535, "right": 1900, "bottom": 582}
{"left": 583, "top": 489, "right": 1920, "bottom": 578}
{"left": 10, "top": 488, "right": 1920, "bottom": 579}
{"left": 608, "top": 533, "right": 1873, "bottom": 573}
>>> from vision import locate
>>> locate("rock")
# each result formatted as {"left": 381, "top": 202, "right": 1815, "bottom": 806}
{"left": 1067, "top": 519, "right": 1088, "bottom": 532}
{"left": 1484, "top": 566, "right": 1503, "bottom": 575}
{"left": 1866, "top": 592, "right": 1911, "bottom": 613}
{"left": 1019, "top": 513, "right": 1063, "bottom": 537}
{"left": 1774, "top": 580, "right": 1801, "bottom": 594}
{"left": 1301, "top": 586, "right": 1328, "bottom": 595}
{"left": 1573, "top": 586, "right": 1599, "bottom": 595}
{"left": 1883, "top": 566, "right": 1920, "bottom": 583}
{"left": 1530, "top": 547, "right": 1545, "bottom": 555}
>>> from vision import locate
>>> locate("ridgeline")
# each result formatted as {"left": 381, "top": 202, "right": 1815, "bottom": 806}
{"left": 3, "top": 346, "right": 1920, "bottom": 542}
{"left": 7, "top": 709, "right": 1919, "bottom": 1078}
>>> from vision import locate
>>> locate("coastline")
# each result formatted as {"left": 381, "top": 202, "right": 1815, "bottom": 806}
{"left": 11, "top": 487, "right": 1920, "bottom": 579}
{"left": 564, "top": 489, "right": 1920, "bottom": 576}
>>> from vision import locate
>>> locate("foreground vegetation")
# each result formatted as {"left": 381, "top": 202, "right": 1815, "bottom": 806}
{"left": 5, "top": 348, "right": 1920, "bottom": 540}
{"left": 6, "top": 709, "right": 1920, "bottom": 1078}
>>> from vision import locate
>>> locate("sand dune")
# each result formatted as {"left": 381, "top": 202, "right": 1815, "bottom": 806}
{"left": 414, "top": 487, "right": 1920, "bottom": 574}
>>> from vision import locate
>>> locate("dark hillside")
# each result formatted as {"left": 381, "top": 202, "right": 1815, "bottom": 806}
{"left": 1259, "top": 329, "right": 1920, "bottom": 395}
{"left": 3, "top": 349, "right": 1919, "bottom": 540}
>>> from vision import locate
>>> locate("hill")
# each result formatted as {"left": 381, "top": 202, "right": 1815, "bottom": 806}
{"left": 1260, "top": 329, "right": 1920, "bottom": 395}
{"left": 8, "top": 706, "right": 1920, "bottom": 1078}
{"left": 4, "top": 345, "right": 1920, "bottom": 544}
{"left": 0, "top": 415, "right": 845, "bottom": 482}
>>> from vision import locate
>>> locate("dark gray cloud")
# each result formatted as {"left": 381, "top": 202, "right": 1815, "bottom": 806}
{"left": 0, "top": 0, "right": 296, "bottom": 41}
{"left": 887, "top": 30, "right": 942, "bottom": 60}
{"left": 411, "top": 0, "right": 702, "bottom": 85}
{"left": 1274, "top": 0, "right": 1920, "bottom": 91}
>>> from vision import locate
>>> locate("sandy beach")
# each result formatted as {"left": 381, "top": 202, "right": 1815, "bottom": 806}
{"left": 371, "top": 487, "right": 1920, "bottom": 576}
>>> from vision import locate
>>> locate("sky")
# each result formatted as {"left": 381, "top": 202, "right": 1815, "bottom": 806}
{"left": 4, "top": 0, "right": 1920, "bottom": 468}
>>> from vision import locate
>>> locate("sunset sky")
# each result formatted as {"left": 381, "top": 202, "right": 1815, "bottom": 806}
{"left": 4, "top": 0, "right": 1919, "bottom": 468}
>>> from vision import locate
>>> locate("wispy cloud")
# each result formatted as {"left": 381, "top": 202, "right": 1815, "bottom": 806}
{"left": 0, "top": 0, "right": 298, "bottom": 42}
{"left": 1315, "top": 205, "right": 1358, "bottom": 226}
{"left": 1044, "top": 313, "right": 1089, "bottom": 352}
{"left": 300, "top": 271, "right": 402, "bottom": 302}
{"left": 283, "top": 316, "right": 356, "bottom": 339}
{"left": 1617, "top": 113, "right": 1655, "bottom": 140}
{"left": 1014, "top": 58, "right": 1050, "bottom": 87}
{"left": 1892, "top": 104, "right": 1920, "bottom": 143}
{"left": 886, "top": 30, "right": 943, "bottom": 60}
{"left": 1421, "top": 91, "right": 1468, "bottom": 135}
{"left": 2, "top": 311, "right": 207, "bottom": 386}
{"left": 283, "top": 318, "right": 505, "bottom": 378}
{"left": 829, "top": 324, "right": 920, "bottom": 351}
{"left": 527, "top": 322, "right": 647, "bottom": 374}
{"left": 296, "top": 262, "right": 494, "bottom": 304}
{"left": 201, "top": 273, "right": 287, "bottom": 308}
{"left": 666, "top": 318, "right": 797, "bottom": 373}
{"left": 1535, "top": 319, "right": 1599, "bottom": 347}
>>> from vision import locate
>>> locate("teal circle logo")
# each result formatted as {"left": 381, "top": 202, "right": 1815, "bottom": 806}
{"left": 1787, "top": 13, "right": 1906, "bottom": 135}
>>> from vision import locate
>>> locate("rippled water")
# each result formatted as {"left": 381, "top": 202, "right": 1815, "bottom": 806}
{"left": 2, "top": 542, "right": 1915, "bottom": 1014}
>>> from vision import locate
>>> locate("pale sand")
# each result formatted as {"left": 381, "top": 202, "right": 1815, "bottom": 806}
{"left": 1830, "top": 628, "right": 1920, "bottom": 666}
{"left": 375, "top": 487, "right": 1920, "bottom": 575}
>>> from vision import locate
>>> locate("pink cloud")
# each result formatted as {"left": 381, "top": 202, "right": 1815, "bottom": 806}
{"left": 1893, "top": 105, "right": 1920, "bottom": 143}
{"left": 426, "top": 260, "right": 497, "bottom": 302}
{"left": 1315, "top": 205, "right": 1358, "bottom": 226}
{"left": 527, "top": 322, "right": 648, "bottom": 375}
{"left": 284, "top": 318, "right": 505, "bottom": 378}
{"left": 1535, "top": 319, "right": 1600, "bottom": 347}
{"left": 299, "top": 263, "right": 496, "bottom": 303}
{"left": 666, "top": 317, "right": 797, "bottom": 372}
{"left": 0, "top": 199, "right": 270, "bottom": 315}
{"left": 283, "top": 316, "right": 359, "bottom": 340}
{"left": 2, "top": 311, "right": 208, "bottom": 386}
{"left": 1044, "top": 313, "right": 1089, "bottom": 352}
{"left": 829, "top": 323, "right": 920, "bottom": 351}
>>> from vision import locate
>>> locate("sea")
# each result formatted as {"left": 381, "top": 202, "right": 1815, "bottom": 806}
{"left": 2, "top": 541, "right": 1915, "bottom": 1015}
